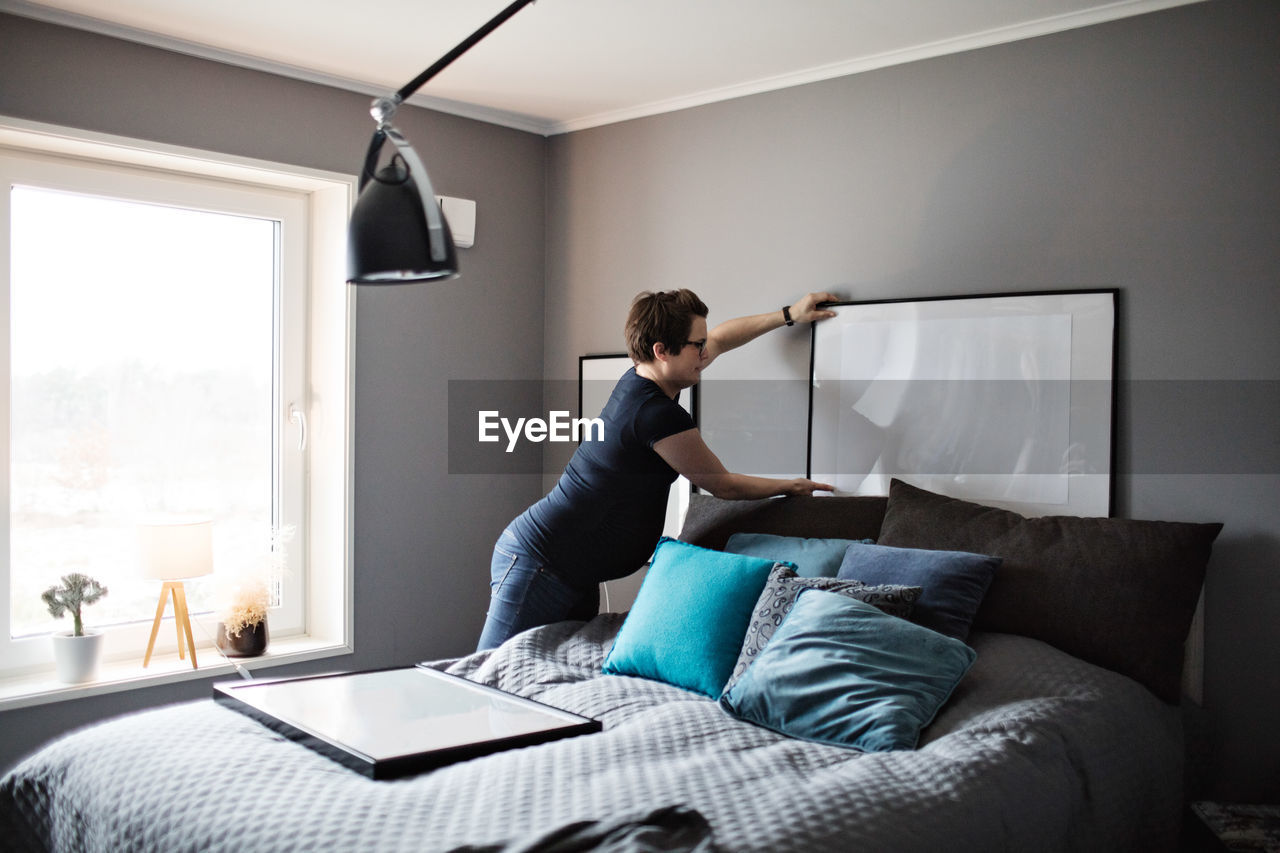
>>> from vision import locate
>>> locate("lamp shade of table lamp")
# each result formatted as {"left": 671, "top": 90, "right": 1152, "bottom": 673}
{"left": 138, "top": 519, "right": 214, "bottom": 581}
{"left": 138, "top": 518, "right": 213, "bottom": 669}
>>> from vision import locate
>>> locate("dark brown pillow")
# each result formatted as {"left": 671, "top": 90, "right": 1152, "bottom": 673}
{"left": 876, "top": 479, "right": 1222, "bottom": 703}
{"left": 678, "top": 493, "right": 887, "bottom": 551}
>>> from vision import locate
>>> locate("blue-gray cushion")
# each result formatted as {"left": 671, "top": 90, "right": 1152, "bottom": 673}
{"left": 838, "top": 541, "right": 999, "bottom": 641}
{"left": 602, "top": 537, "right": 786, "bottom": 698}
{"left": 724, "top": 564, "right": 920, "bottom": 693}
{"left": 724, "top": 532, "right": 875, "bottom": 578}
{"left": 720, "top": 589, "right": 977, "bottom": 752}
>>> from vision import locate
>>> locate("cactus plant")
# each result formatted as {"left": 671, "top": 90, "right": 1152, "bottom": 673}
{"left": 41, "top": 573, "right": 108, "bottom": 637}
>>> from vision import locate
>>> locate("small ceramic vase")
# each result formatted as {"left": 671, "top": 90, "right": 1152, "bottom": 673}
{"left": 215, "top": 620, "right": 268, "bottom": 657}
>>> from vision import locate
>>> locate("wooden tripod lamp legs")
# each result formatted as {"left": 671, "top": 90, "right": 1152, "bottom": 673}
{"left": 143, "top": 581, "right": 199, "bottom": 669}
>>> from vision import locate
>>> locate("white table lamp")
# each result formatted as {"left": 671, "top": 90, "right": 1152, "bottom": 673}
{"left": 138, "top": 517, "right": 213, "bottom": 669}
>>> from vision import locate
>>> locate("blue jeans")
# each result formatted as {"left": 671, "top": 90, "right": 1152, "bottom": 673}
{"left": 476, "top": 528, "right": 599, "bottom": 652}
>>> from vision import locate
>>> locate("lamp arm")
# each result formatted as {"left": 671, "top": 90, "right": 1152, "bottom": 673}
{"left": 352, "top": 0, "right": 536, "bottom": 281}
{"left": 395, "top": 0, "right": 539, "bottom": 103}
{"left": 369, "top": 0, "right": 538, "bottom": 125}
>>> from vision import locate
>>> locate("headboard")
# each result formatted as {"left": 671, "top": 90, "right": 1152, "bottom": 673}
{"left": 678, "top": 493, "right": 885, "bottom": 551}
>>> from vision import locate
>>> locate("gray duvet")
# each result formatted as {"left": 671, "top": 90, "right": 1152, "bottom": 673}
{"left": 1, "top": 613, "right": 1183, "bottom": 852}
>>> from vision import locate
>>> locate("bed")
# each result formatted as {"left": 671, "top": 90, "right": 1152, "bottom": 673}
{"left": 0, "top": 480, "right": 1222, "bottom": 852}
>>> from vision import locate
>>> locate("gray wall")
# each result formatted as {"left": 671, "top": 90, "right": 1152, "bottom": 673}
{"left": 545, "top": 0, "right": 1279, "bottom": 802}
{"left": 0, "top": 13, "right": 546, "bottom": 771}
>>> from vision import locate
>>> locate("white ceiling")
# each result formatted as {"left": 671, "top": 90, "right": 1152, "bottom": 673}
{"left": 3, "top": 0, "right": 1202, "bottom": 135}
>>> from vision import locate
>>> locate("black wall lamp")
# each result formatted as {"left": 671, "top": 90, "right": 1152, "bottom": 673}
{"left": 347, "top": 0, "right": 537, "bottom": 284}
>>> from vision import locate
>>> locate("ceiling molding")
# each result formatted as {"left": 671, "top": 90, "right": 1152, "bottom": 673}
{"left": 546, "top": 0, "right": 1206, "bottom": 135}
{"left": 2, "top": 0, "right": 1207, "bottom": 138}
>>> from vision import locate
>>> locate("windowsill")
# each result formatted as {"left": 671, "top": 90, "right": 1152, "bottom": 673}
{"left": 0, "top": 635, "right": 352, "bottom": 712}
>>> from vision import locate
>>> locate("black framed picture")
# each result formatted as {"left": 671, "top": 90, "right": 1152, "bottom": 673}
{"left": 809, "top": 289, "right": 1117, "bottom": 517}
{"left": 215, "top": 666, "right": 601, "bottom": 780}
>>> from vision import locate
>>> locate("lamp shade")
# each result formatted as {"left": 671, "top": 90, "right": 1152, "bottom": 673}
{"left": 138, "top": 518, "right": 214, "bottom": 581}
{"left": 347, "top": 128, "right": 459, "bottom": 284}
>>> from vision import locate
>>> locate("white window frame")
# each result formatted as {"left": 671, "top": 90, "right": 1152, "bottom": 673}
{"left": 0, "top": 117, "right": 354, "bottom": 708}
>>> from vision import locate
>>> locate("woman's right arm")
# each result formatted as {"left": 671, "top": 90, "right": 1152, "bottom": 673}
{"left": 652, "top": 428, "right": 834, "bottom": 500}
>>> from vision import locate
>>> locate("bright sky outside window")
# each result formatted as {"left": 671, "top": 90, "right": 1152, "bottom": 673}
{"left": 9, "top": 186, "right": 277, "bottom": 638}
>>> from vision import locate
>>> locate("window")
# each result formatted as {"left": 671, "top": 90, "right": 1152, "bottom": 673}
{"left": 0, "top": 120, "right": 353, "bottom": 700}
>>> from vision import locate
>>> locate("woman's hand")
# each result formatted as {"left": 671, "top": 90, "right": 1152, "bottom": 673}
{"left": 788, "top": 291, "right": 842, "bottom": 325}
{"left": 777, "top": 478, "right": 836, "bottom": 496}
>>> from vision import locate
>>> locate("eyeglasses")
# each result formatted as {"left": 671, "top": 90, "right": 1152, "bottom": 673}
{"left": 683, "top": 338, "right": 707, "bottom": 355}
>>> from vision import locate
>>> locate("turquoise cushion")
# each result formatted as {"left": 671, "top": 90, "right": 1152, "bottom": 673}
{"left": 725, "top": 532, "right": 874, "bottom": 578}
{"left": 720, "top": 589, "right": 977, "bottom": 752}
{"left": 837, "top": 542, "right": 1000, "bottom": 641}
{"left": 602, "top": 537, "right": 785, "bottom": 698}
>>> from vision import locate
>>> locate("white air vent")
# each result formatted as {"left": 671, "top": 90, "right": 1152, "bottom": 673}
{"left": 435, "top": 195, "right": 476, "bottom": 248}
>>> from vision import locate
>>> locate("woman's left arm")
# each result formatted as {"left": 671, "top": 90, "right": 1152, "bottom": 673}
{"left": 653, "top": 428, "right": 834, "bottom": 500}
{"left": 704, "top": 291, "right": 841, "bottom": 364}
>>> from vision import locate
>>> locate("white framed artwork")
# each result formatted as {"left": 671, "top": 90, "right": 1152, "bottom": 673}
{"left": 808, "top": 290, "right": 1116, "bottom": 517}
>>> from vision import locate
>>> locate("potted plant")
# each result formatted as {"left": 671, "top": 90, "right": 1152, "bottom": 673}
{"left": 213, "top": 525, "right": 291, "bottom": 659}
{"left": 214, "top": 576, "right": 270, "bottom": 657}
{"left": 42, "top": 573, "right": 109, "bottom": 683}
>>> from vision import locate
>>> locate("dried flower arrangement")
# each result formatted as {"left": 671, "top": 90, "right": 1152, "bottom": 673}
{"left": 216, "top": 525, "right": 292, "bottom": 638}
{"left": 219, "top": 577, "right": 270, "bottom": 638}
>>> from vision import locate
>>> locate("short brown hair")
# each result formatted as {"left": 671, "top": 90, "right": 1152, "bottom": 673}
{"left": 625, "top": 289, "right": 709, "bottom": 363}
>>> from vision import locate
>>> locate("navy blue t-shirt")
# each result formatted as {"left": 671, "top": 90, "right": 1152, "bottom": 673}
{"left": 509, "top": 367, "right": 695, "bottom": 586}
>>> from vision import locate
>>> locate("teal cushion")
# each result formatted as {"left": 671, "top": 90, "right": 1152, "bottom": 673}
{"left": 602, "top": 537, "right": 786, "bottom": 698}
{"left": 720, "top": 589, "right": 977, "bottom": 752}
{"left": 725, "top": 532, "right": 875, "bottom": 578}
{"left": 838, "top": 542, "right": 1000, "bottom": 641}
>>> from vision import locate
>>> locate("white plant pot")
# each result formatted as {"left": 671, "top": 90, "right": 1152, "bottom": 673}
{"left": 52, "top": 630, "right": 105, "bottom": 684}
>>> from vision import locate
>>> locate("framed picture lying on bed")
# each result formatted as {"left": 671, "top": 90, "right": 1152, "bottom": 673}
{"left": 214, "top": 666, "right": 601, "bottom": 780}
{"left": 808, "top": 289, "right": 1117, "bottom": 517}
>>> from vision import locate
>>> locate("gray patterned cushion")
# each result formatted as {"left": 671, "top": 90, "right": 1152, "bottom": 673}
{"left": 723, "top": 564, "right": 921, "bottom": 694}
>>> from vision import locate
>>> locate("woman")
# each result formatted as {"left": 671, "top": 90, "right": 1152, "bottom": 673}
{"left": 476, "top": 289, "right": 838, "bottom": 651}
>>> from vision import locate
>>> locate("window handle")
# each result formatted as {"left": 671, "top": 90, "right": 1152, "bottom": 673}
{"left": 288, "top": 403, "right": 307, "bottom": 452}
